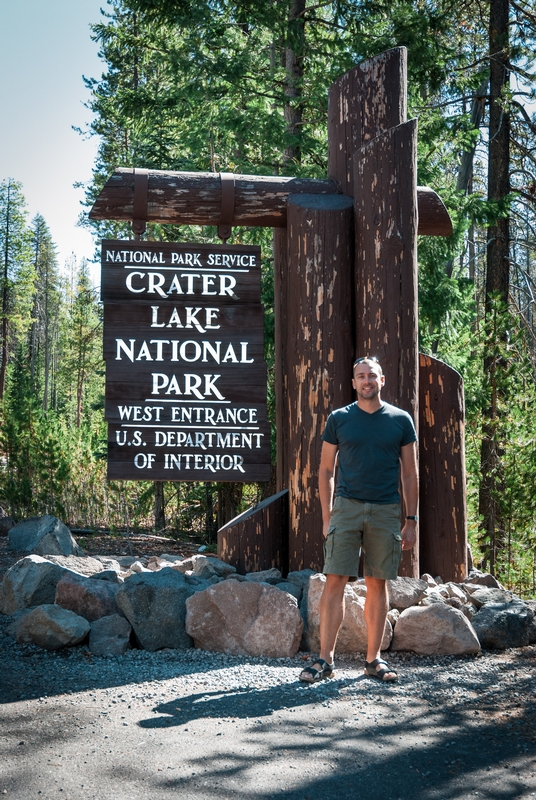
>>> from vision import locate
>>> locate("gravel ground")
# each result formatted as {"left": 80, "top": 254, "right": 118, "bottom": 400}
{"left": 1, "top": 539, "right": 536, "bottom": 799}
{"left": 1, "top": 609, "right": 536, "bottom": 800}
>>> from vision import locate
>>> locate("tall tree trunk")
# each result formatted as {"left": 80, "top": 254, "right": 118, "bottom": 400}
{"left": 478, "top": 0, "right": 510, "bottom": 573}
{"left": 0, "top": 181, "right": 12, "bottom": 400}
{"left": 154, "top": 481, "right": 165, "bottom": 531}
{"left": 282, "top": 0, "right": 305, "bottom": 165}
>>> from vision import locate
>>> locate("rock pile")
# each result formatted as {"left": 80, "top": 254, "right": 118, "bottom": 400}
{"left": 1, "top": 515, "right": 535, "bottom": 658}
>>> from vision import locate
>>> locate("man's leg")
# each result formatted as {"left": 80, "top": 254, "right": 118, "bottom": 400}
{"left": 364, "top": 576, "right": 397, "bottom": 680}
{"left": 319, "top": 573, "right": 348, "bottom": 664}
{"left": 300, "top": 573, "right": 347, "bottom": 681}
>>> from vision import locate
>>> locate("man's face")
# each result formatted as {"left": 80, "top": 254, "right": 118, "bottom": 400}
{"left": 352, "top": 361, "right": 385, "bottom": 400}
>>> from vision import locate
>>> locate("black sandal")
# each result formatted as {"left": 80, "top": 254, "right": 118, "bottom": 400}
{"left": 364, "top": 658, "right": 398, "bottom": 682}
{"left": 299, "top": 658, "right": 335, "bottom": 683}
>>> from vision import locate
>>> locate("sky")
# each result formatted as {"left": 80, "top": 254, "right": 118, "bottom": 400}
{"left": 0, "top": 0, "right": 106, "bottom": 284}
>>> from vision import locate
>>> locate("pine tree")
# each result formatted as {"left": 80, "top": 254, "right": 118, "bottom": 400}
{"left": 0, "top": 179, "right": 34, "bottom": 399}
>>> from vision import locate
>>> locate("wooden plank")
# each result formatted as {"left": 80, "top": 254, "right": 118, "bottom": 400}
{"left": 101, "top": 240, "right": 261, "bottom": 305}
{"left": 103, "top": 305, "right": 265, "bottom": 365}
{"left": 328, "top": 47, "right": 407, "bottom": 196}
{"left": 284, "top": 194, "right": 355, "bottom": 572}
{"left": 217, "top": 490, "right": 289, "bottom": 573}
{"left": 90, "top": 170, "right": 451, "bottom": 236}
{"left": 91, "top": 170, "right": 338, "bottom": 228}
{"left": 104, "top": 378, "right": 268, "bottom": 410}
{"left": 353, "top": 119, "right": 419, "bottom": 577}
{"left": 419, "top": 354, "right": 468, "bottom": 582}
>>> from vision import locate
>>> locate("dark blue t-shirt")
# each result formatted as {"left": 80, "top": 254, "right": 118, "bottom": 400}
{"left": 321, "top": 401, "right": 417, "bottom": 504}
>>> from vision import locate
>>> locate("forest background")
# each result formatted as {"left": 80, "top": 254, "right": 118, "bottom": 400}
{"left": 1, "top": 0, "right": 536, "bottom": 595}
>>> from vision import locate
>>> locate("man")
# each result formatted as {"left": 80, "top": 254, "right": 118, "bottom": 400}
{"left": 299, "top": 357, "right": 418, "bottom": 683}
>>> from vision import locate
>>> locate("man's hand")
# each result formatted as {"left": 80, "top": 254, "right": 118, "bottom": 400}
{"left": 323, "top": 519, "right": 330, "bottom": 539}
{"left": 401, "top": 520, "right": 417, "bottom": 550}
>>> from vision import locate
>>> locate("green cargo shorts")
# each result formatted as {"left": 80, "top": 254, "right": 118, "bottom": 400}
{"left": 323, "top": 495, "right": 402, "bottom": 580}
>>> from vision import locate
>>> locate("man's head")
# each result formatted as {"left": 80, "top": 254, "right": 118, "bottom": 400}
{"left": 352, "top": 357, "right": 385, "bottom": 403}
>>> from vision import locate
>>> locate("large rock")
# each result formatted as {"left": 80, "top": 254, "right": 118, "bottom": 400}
{"left": 471, "top": 600, "right": 533, "bottom": 649}
{"left": 8, "top": 516, "right": 82, "bottom": 556}
{"left": 391, "top": 604, "right": 480, "bottom": 655}
{"left": 185, "top": 581, "right": 303, "bottom": 658}
{"left": 304, "top": 574, "right": 391, "bottom": 654}
{"left": 115, "top": 568, "right": 199, "bottom": 650}
{"left": 467, "top": 587, "right": 513, "bottom": 609}
{"left": 244, "top": 568, "right": 282, "bottom": 585}
{"left": 44, "top": 555, "right": 106, "bottom": 576}
{"left": 172, "top": 555, "right": 236, "bottom": 579}
{"left": 55, "top": 574, "right": 121, "bottom": 621}
{"left": 463, "top": 570, "right": 504, "bottom": 589}
{"left": 15, "top": 604, "right": 90, "bottom": 650}
{"left": 89, "top": 614, "right": 132, "bottom": 656}
{"left": 0, "top": 556, "right": 86, "bottom": 615}
{"left": 387, "top": 577, "right": 428, "bottom": 610}
{"left": 526, "top": 601, "right": 536, "bottom": 644}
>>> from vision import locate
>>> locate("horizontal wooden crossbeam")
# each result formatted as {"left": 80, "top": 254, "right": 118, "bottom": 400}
{"left": 89, "top": 168, "right": 452, "bottom": 236}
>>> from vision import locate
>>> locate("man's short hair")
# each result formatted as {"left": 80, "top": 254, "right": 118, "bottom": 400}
{"left": 353, "top": 356, "right": 382, "bottom": 374}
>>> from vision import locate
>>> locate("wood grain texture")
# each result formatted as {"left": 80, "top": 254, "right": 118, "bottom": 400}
{"left": 90, "top": 169, "right": 451, "bottom": 236}
{"left": 328, "top": 47, "right": 407, "bottom": 195}
{"left": 284, "top": 194, "right": 355, "bottom": 572}
{"left": 419, "top": 354, "right": 468, "bottom": 582}
{"left": 217, "top": 490, "right": 289, "bottom": 573}
{"left": 354, "top": 119, "right": 419, "bottom": 577}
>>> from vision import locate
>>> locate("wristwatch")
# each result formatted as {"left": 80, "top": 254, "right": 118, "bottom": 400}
{"left": 405, "top": 515, "right": 418, "bottom": 521}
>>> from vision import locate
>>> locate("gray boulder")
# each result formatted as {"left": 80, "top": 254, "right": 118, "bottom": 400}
{"left": 463, "top": 570, "right": 504, "bottom": 589}
{"left": 245, "top": 568, "right": 282, "bottom": 585}
{"left": 89, "top": 614, "right": 132, "bottom": 656}
{"left": 55, "top": 574, "right": 121, "bottom": 621}
{"left": 0, "top": 556, "right": 86, "bottom": 615}
{"left": 185, "top": 581, "right": 303, "bottom": 658}
{"left": 44, "top": 555, "right": 106, "bottom": 576}
{"left": 468, "top": 587, "right": 514, "bottom": 609}
{"left": 115, "top": 568, "right": 199, "bottom": 650}
{"left": 526, "top": 600, "right": 536, "bottom": 644}
{"left": 275, "top": 581, "right": 302, "bottom": 602}
{"left": 15, "top": 604, "right": 90, "bottom": 650}
{"left": 391, "top": 604, "right": 480, "bottom": 655}
{"left": 387, "top": 577, "right": 428, "bottom": 610}
{"left": 171, "top": 554, "right": 236, "bottom": 579}
{"left": 471, "top": 600, "right": 533, "bottom": 649}
{"left": 8, "top": 516, "right": 82, "bottom": 556}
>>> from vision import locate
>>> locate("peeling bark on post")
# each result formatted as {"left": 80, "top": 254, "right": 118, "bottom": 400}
{"left": 353, "top": 119, "right": 419, "bottom": 577}
{"left": 89, "top": 168, "right": 451, "bottom": 235}
{"left": 284, "top": 194, "right": 354, "bottom": 572}
{"left": 419, "top": 354, "right": 468, "bottom": 582}
{"left": 274, "top": 227, "right": 289, "bottom": 495}
{"left": 328, "top": 47, "right": 407, "bottom": 194}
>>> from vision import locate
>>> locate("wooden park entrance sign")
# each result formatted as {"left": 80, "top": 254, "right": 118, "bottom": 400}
{"left": 101, "top": 240, "right": 271, "bottom": 482}
{"left": 91, "top": 47, "right": 468, "bottom": 582}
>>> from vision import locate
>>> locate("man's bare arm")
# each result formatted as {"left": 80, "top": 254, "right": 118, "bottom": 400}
{"left": 319, "top": 442, "right": 338, "bottom": 538}
{"left": 399, "top": 441, "right": 419, "bottom": 550}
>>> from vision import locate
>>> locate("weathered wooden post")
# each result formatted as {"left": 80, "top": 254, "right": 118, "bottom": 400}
{"left": 283, "top": 194, "right": 354, "bottom": 571}
{"left": 419, "top": 355, "right": 468, "bottom": 581}
{"left": 353, "top": 119, "right": 419, "bottom": 576}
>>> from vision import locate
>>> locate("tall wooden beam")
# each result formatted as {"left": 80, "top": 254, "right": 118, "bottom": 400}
{"left": 328, "top": 47, "right": 407, "bottom": 194}
{"left": 353, "top": 119, "right": 420, "bottom": 577}
{"left": 283, "top": 194, "right": 355, "bottom": 572}
{"left": 419, "top": 355, "right": 468, "bottom": 582}
{"left": 89, "top": 168, "right": 451, "bottom": 236}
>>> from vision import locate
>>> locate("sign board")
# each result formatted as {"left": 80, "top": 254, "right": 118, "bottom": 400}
{"left": 101, "top": 240, "right": 271, "bottom": 482}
